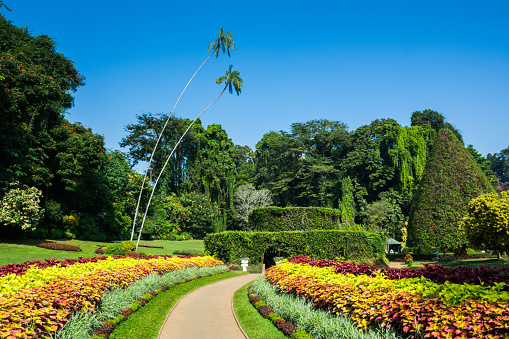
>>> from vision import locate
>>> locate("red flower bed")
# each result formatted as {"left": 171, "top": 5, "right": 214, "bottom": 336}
{"left": 287, "top": 255, "right": 509, "bottom": 288}
{"left": 36, "top": 242, "right": 82, "bottom": 252}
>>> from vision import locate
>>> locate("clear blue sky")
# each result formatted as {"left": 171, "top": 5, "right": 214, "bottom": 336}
{"left": 4, "top": 0, "right": 508, "bottom": 161}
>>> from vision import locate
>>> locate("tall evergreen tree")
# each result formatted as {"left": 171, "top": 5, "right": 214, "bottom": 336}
{"left": 407, "top": 129, "right": 495, "bottom": 254}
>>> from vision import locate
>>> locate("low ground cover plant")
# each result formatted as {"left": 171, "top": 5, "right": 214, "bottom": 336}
{"left": 248, "top": 284, "right": 319, "bottom": 339}
{"left": 266, "top": 258, "right": 509, "bottom": 338}
{"left": 35, "top": 242, "right": 82, "bottom": 252}
{"left": 251, "top": 276, "right": 403, "bottom": 339}
{"left": 0, "top": 255, "right": 222, "bottom": 338}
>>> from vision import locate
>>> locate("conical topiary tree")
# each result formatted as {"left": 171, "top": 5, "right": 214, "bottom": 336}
{"left": 407, "top": 129, "right": 495, "bottom": 254}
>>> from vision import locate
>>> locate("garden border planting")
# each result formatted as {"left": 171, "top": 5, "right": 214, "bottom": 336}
{"left": 0, "top": 255, "right": 223, "bottom": 338}
{"left": 265, "top": 258, "right": 509, "bottom": 338}
{"left": 248, "top": 284, "right": 314, "bottom": 338}
{"left": 35, "top": 242, "right": 82, "bottom": 252}
{"left": 204, "top": 230, "right": 385, "bottom": 263}
{"left": 89, "top": 271, "right": 227, "bottom": 339}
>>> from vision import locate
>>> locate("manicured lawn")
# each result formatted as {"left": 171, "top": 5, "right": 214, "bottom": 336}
{"left": 0, "top": 239, "right": 204, "bottom": 265}
{"left": 439, "top": 257, "right": 509, "bottom": 269}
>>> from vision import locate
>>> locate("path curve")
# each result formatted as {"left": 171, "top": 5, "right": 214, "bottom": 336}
{"left": 158, "top": 273, "right": 259, "bottom": 339}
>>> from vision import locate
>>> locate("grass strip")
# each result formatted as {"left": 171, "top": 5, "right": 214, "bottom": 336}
{"left": 108, "top": 270, "right": 247, "bottom": 339}
{"left": 233, "top": 281, "right": 287, "bottom": 339}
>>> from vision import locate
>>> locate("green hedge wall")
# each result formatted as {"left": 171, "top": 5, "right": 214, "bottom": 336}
{"left": 247, "top": 206, "right": 347, "bottom": 232}
{"left": 203, "top": 230, "right": 384, "bottom": 263}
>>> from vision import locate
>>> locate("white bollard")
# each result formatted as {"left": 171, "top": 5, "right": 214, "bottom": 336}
{"left": 240, "top": 258, "right": 249, "bottom": 272}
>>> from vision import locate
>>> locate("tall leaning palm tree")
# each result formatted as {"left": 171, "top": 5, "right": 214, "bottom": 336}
{"left": 130, "top": 28, "right": 235, "bottom": 241}
{"left": 135, "top": 65, "right": 243, "bottom": 250}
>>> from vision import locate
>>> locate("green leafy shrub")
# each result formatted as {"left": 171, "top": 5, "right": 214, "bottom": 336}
{"left": 103, "top": 243, "right": 126, "bottom": 256}
{"left": 204, "top": 230, "right": 384, "bottom": 263}
{"left": 64, "top": 230, "right": 76, "bottom": 239}
{"left": 121, "top": 240, "right": 136, "bottom": 252}
{"left": 463, "top": 191, "right": 509, "bottom": 258}
{"left": 291, "top": 329, "right": 314, "bottom": 339}
{"left": 49, "top": 228, "right": 63, "bottom": 239}
{"left": 178, "top": 192, "right": 222, "bottom": 239}
{"left": 0, "top": 183, "right": 44, "bottom": 231}
{"left": 404, "top": 254, "right": 413, "bottom": 266}
{"left": 248, "top": 206, "right": 347, "bottom": 232}
{"left": 45, "top": 200, "right": 64, "bottom": 229}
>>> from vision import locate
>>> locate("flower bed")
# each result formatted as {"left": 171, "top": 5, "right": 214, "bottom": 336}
{"left": 265, "top": 258, "right": 509, "bottom": 338}
{"left": 0, "top": 254, "right": 177, "bottom": 278}
{"left": 288, "top": 255, "right": 509, "bottom": 288}
{"left": 35, "top": 242, "right": 82, "bottom": 252}
{"left": 0, "top": 255, "right": 222, "bottom": 338}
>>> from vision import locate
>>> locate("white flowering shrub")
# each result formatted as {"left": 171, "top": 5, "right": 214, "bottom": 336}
{"left": 0, "top": 184, "right": 44, "bottom": 230}
{"left": 233, "top": 184, "right": 272, "bottom": 230}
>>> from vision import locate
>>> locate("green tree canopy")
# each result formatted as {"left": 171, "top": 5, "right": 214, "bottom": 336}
{"left": 463, "top": 191, "right": 509, "bottom": 259}
{"left": 0, "top": 13, "right": 84, "bottom": 188}
{"left": 488, "top": 145, "right": 509, "bottom": 187}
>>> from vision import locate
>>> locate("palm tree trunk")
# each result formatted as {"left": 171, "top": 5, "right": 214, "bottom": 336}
{"left": 135, "top": 85, "right": 227, "bottom": 250}
{"left": 130, "top": 48, "right": 218, "bottom": 241}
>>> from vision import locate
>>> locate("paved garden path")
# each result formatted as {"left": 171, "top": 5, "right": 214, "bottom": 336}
{"left": 158, "top": 273, "right": 259, "bottom": 339}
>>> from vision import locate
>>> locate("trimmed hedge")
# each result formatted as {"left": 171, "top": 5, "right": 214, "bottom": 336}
{"left": 204, "top": 230, "right": 384, "bottom": 263}
{"left": 248, "top": 206, "right": 347, "bottom": 232}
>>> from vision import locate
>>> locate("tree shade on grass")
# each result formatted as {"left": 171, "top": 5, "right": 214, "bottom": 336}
{"left": 407, "top": 129, "right": 495, "bottom": 254}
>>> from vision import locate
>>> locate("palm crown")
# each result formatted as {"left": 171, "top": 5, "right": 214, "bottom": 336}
{"left": 216, "top": 65, "right": 243, "bottom": 95}
{"left": 208, "top": 27, "right": 235, "bottom": 58}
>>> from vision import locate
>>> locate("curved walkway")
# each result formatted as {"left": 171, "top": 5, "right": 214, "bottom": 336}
{"left": 158, "top": 273, "right": 259, "bottom": 339}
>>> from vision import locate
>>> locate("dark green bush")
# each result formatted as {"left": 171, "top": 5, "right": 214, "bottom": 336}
{"left": 248, "top": 206, "right": 347, "bottom": 232}
{"left": 407, "top": 129, "right": 495, "bottom": 253}
{"left": 103, "top": 243, "right": 126, "bottom": 256}
{"left": 204, "top": 230, "right": 384, "bottom": 263}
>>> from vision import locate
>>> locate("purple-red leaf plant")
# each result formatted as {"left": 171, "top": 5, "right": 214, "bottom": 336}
{"left": 266, "top": 259, "right": 509, "bottom": 338}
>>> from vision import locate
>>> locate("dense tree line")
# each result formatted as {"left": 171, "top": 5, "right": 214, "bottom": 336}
{"left": 121, "top": 108, "right": 496, "bottom": 244}
{"left": 1, "top": 10, "right": 505, "bottom": 247}
{"left": 0, "top": 12, "right": 146, "bottom": 240}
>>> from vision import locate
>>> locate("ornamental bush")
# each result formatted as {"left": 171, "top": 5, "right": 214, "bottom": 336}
{"left": 121, "top": 240, "right": 136, "bottom": 252}
{"left": 463, "top": 191, "right": 509, "bottom": 258}
{"left": 103, "top": 243, "right": 126, "bottom": 256}
{"left": 407, "top": 129, "right": 495, "bottom": 254}
{"left": 248, "top": 206, "right": 348, "bottom": 232}
{"left": 0, "top": 183, "right": 44, "bottom": 231}
{"left": 204, "top": 230, "right": 384, "bottom": 263}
